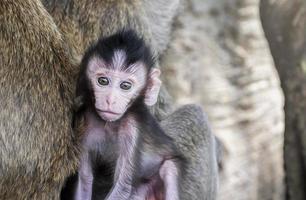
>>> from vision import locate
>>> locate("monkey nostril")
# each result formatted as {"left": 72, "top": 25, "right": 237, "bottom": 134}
{"left": 106, "top": 99, "right": 115, "bottom": 106}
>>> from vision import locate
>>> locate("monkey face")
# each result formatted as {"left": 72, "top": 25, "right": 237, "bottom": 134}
{"left": 87, "top": 56, "right": 147, "bottom": 122}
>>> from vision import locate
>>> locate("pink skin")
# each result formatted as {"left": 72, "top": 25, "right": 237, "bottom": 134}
{"left": 75, "top": 51, "right": 179, "bottom": 200}
{"left": 87, "top": 56, "right": 146, "bottom": 121}
{"left": 144, "top": 68, "right": 162, "bottom": 106}
{"left": 75, "top": 111, "right": 107, "bottom": 200}
{"left": 105, "top": 117, "right": 138, "bottom": 200}
{"left": 87, "top": 52, "right": 161, "bottom": 121}
{"left": 130, "top": 160, "right": 179, "bottom": 200}
{"left": 76, "top": 113, "right": 180, "bottom": 200}
{"left": 75, "top": 153, "right": 93, "bottom": 200}
{"left": 75, "top": 111, "right": 137, "bottom": 200}
{"left": 159, "top": 160, "right": 179, "bottom": 200}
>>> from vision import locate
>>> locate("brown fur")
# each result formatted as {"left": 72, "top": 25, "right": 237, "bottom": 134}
{"left": 0, "top": 1, "right": 80, "bottom": 199}
{"left": 42, "top": 0, "right": 180, "bottom": 58}
{"left": 42, "top": 0, "right": 149, "bottom": 59}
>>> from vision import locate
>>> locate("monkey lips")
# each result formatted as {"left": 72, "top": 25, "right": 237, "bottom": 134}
{"left": 96, "top": 109, "right": 122, "bottom": 121}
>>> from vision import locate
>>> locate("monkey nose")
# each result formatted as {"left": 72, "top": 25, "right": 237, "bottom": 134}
{"left": 106, "top": 99, "right": 115, "bottom": 106}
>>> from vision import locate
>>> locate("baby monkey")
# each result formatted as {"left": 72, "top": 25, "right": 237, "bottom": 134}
{"left": 61, "top": 30, "right": 184, "bottom": 200}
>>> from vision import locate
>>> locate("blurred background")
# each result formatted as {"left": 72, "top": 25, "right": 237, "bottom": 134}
{"left": 160, "top": 0, "right": 306, "bottom": 199}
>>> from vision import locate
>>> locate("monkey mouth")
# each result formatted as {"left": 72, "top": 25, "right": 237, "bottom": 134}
{"left": 96, "top": 109, "right": 120, "bottom": 115}
{"left": 95, "top": 108, "right": 122, "bottom": 121}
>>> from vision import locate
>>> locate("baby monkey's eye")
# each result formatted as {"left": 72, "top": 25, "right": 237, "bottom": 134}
{"left": 120, "top": 81, "right": 132, "bottom": 90}
{"left": 97, "top": 77, "right": 110, "bottom": 86}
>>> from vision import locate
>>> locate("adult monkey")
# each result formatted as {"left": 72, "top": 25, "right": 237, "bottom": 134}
{"left": 0, "top": 0, "right": 219, "bottom": 200}
{"left": 0, "top": 1, "right": 80, "bottom": 200}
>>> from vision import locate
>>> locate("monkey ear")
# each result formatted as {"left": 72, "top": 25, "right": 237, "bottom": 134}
{"left": 145, "top": 68, "right": 162, "bottom": 106}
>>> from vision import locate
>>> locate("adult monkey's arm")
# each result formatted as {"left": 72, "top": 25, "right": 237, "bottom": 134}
{"left": 161, "top": 105, "right": 219, "bottom": 200}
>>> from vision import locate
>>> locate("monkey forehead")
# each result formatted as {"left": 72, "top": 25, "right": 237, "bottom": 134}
{"left": 110, "top": 50, "right": 149, "bottom": 74}
{"left": 87, "top": 50, "right": 148, "bottom": 71}
{"left": 111, "top": 50, "right": 127, "bottom": 70}
{"left": 87, "top": 56, "right": 148, "bottom": 78}
{"left": 87, "top": 56, "right": 107, "bottom": 73}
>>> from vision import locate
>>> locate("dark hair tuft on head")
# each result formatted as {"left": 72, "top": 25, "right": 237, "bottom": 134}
{"left": 81, "top": 29, "right": 155, "bottom": 72}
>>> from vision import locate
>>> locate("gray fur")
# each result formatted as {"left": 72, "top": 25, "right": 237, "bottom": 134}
{"left": 161, "top": 105, "right": 219, "bottom": 200}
